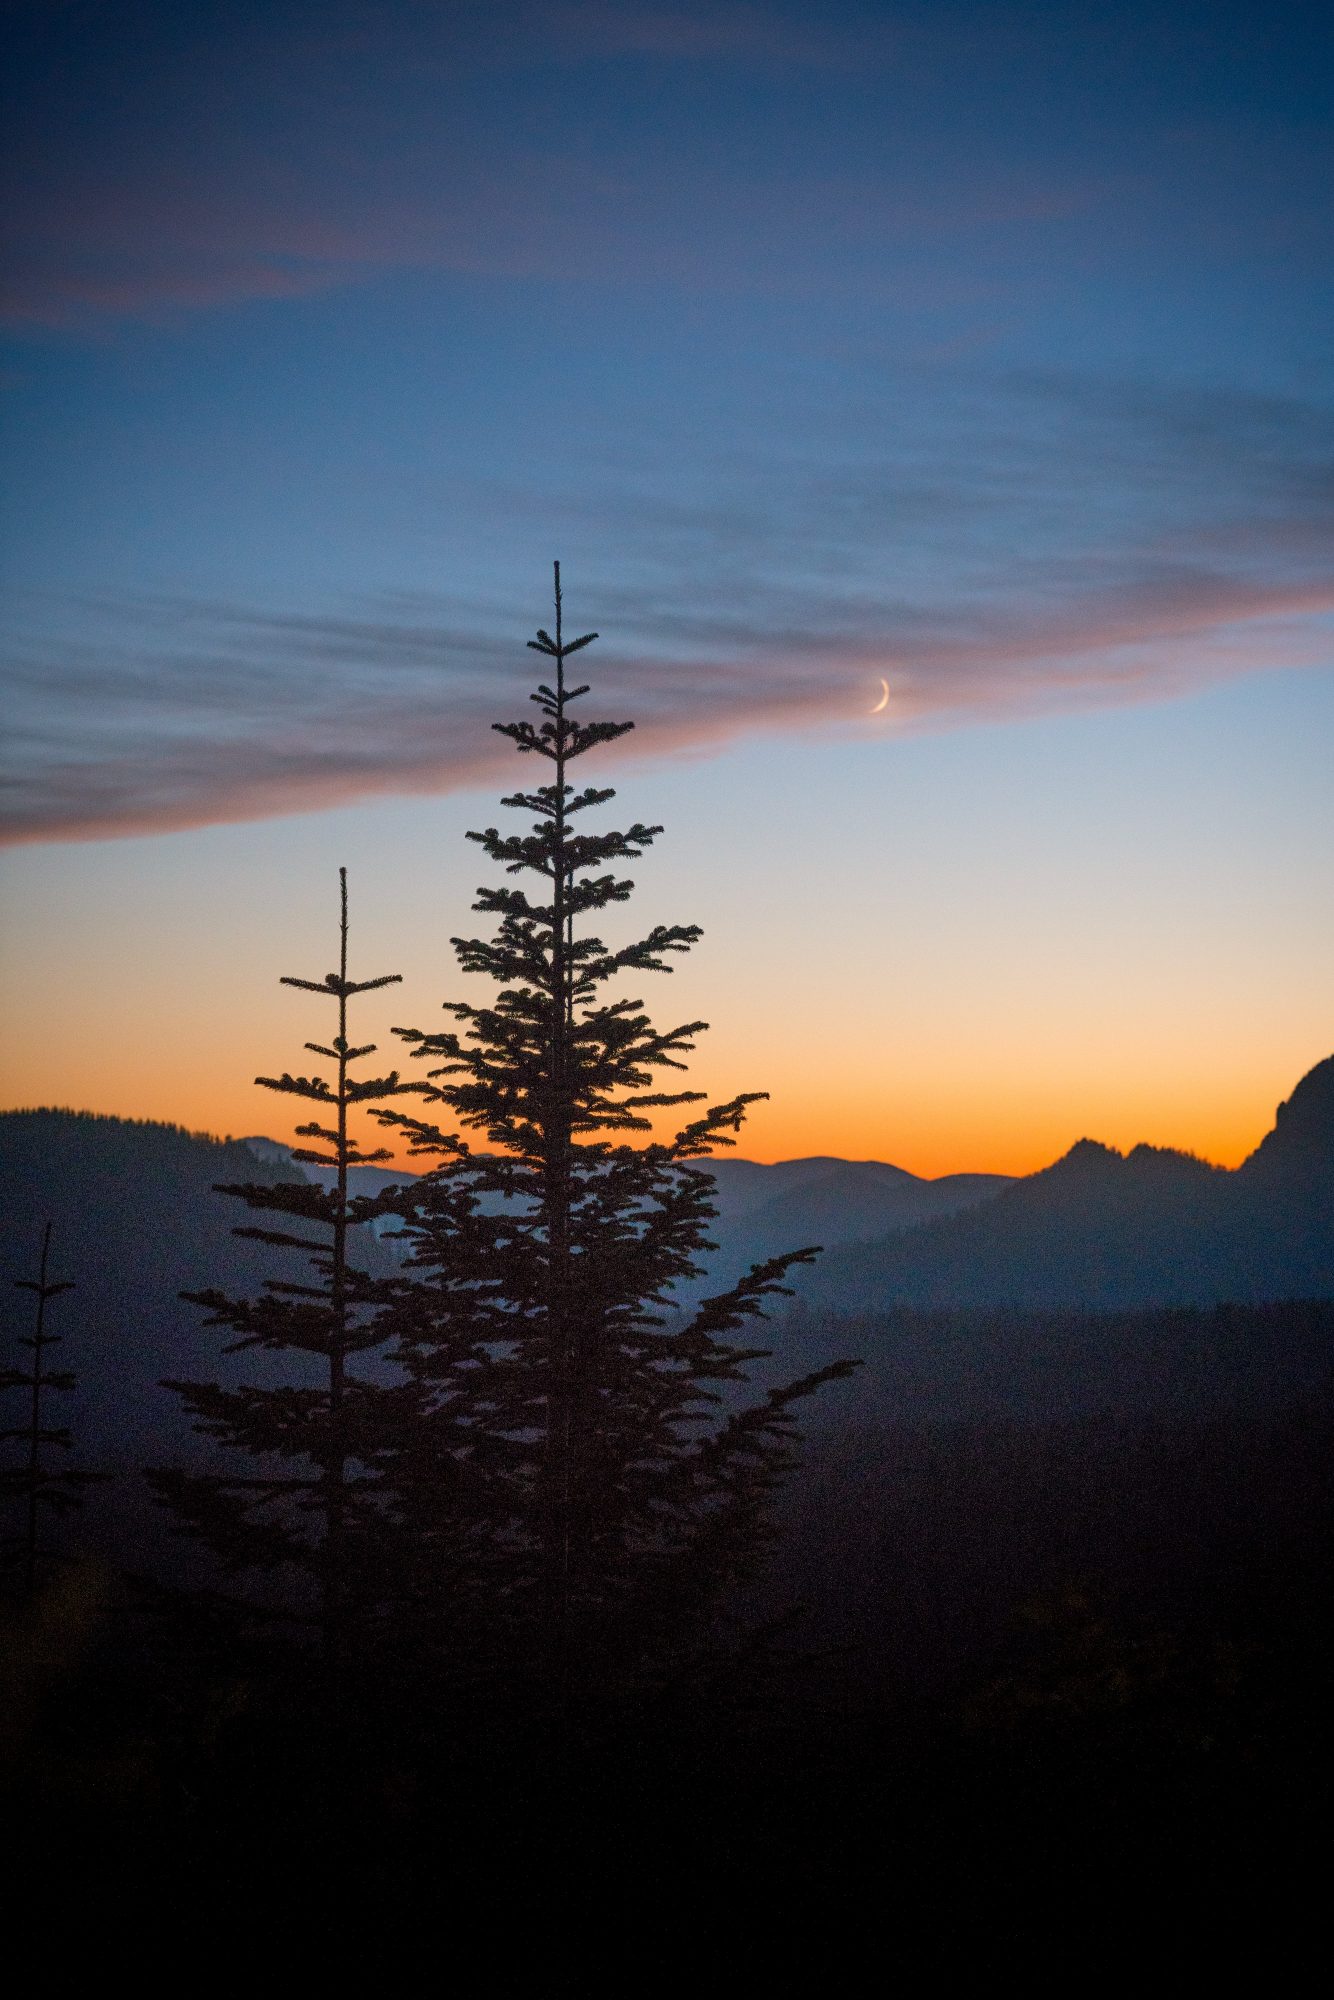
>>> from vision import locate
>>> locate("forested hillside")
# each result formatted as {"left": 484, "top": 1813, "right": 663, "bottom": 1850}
{"left": 0, "top": 1109, "right": 395, "bottom": 1461}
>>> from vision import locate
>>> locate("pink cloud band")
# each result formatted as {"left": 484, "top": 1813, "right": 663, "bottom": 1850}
{"left": 5, "top": 568, "right": 1330, "bottom": 846}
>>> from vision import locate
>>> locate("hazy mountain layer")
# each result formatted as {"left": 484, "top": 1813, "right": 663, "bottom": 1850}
{"left": 241, "top": 1137, "right": 1014, "bottom": 1278}
{"left": 3, "top": 1057, "right": 1330, "bottom": 1478}
{"left": 802, "top": 1057, "right": 1334, "bottom": 1311}
{"left": 699, "top": 1154, "right": 1012, "bottom": 1276}
{"left": 0, "top": 1109, "right": 393, "bottom": 1463}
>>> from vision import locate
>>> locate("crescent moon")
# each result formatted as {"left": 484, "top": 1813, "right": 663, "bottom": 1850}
{"left": 871, "top": 677, "right": 890, "bottom": 714}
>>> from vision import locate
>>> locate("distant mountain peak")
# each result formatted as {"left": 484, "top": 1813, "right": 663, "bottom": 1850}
{"left": 1032, "top": 1135, "right": 1219, "bottom": 1195}
{"left": 1051, "top": 1137, "right": 1123, "bottom": 1171}
{"left": 1241, "top": 1054, "right": 1334, "bottom": 1180}
{"left": 1273, "top": 1055, "right": 1334, "bottom": 1133}
{"left": 1124, "top": 1141, "right": 1221, "bottom": 1176}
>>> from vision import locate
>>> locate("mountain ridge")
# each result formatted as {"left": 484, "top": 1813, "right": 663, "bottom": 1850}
{"left": 802, "top": 1057, "right": 1334, "bottom": 1311}
{"left": 0, "top": 1108, "right": 394, "bottom": 1458}
{"left": 5, "top": 1055, "right": 1331, "bottom": 1345}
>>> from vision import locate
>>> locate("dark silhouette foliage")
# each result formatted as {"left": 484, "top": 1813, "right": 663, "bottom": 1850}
{"left": 1, "top": 1223, "right": 102, "bottom": 1594}
{"left": 374, "top": 565, "right": 856, "bottom": 1701}
{"left": 149, "top": 870, "right": 419, "bottom": 1661}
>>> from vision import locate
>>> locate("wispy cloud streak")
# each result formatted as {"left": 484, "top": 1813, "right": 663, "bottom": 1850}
{"left": 5, "top": 560, "right": 1330, "bottom": 845}
{"left": 10, "top": 0, "right": 1316, "bottom": 329}
{"left": 6, "top": 361, "right": 1332, "bottom": 845}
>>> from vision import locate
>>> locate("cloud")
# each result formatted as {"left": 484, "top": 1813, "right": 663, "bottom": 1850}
{"left": 0, "top": 170, "right": 576, "bottom": 329}
{"left": 5, "top": 354, "right": 1330, "bottom": 846}
{"left": 1, "top": 142, "right": 1099, "bottom": 330}
{"left": 4, "top": 557, "right": 1330, "bottom": 846}
{"left": 0, "top": 0, "right": 1114, "bottom": 330}
{"left": 7, "top": 0, "right": 1327, "bottom": 331}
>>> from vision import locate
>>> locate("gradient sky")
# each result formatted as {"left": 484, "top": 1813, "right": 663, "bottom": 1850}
{"left": 2, "top": 0, "right": 1331, "bottom": 1173}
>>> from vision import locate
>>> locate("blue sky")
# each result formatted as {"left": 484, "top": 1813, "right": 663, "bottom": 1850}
{"left": 1, "top": 0, "right": 1331, "bottom": 1167}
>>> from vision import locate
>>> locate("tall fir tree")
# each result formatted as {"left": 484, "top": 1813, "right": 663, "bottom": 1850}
{"left": 150, "top": 869, "right": 419, "bottom": 1664}
{"left": 1, "top": 1223, "right": 100, "bottom": 1596}
{"left": 378, "top": 564, "right": 856, "bottom": 1704}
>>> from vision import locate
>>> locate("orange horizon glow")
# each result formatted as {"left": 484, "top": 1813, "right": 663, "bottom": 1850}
{"left": 3, "top": 675, "right": 1331, "bottom": 1201}
{"left": 0, "top": 1057, "right": 1313, "bottom": 1183}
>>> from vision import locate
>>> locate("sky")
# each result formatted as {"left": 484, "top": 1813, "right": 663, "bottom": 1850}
{"left": 2, "top": 0, "right": 1331, "bottom": 1175}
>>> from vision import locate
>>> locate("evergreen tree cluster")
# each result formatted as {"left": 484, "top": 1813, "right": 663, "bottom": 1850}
{"left": 143, "top": 567, "right": 855, "bottom": 1705}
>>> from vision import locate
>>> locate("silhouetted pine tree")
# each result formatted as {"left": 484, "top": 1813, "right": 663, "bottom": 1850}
{"left": 378, "top": 564, "right": 857, "bottom": 1705}
{"left": 1, "top": 1223, "right": 101, "bottom": 1595}
{"left": 149, "top": 869, "right": 419, "bottom": 1664}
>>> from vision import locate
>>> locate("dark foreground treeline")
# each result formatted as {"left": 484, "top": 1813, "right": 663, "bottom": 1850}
{"left": 5, "top": 1297, "right": 1332, "bottom": 1975}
